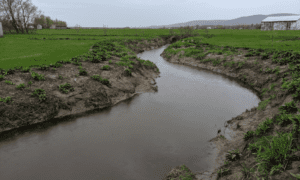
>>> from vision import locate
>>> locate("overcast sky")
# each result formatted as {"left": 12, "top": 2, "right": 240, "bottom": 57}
{"left": 1, "top": 0, "right": 300, "bottom": 28}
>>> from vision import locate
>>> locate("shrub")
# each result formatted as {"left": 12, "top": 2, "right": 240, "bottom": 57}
{"left": 125, "top": 68, "right": 132, "bottom": 76}
{"left": 101, "top": 65, "right": 110, "bottom": 70}
{"left": 31, "top": 71, "right": 45, "bottom": 81}
{"left": 31, "top": 88, "right": 47, "bottom": 102}
{"left": 78, "top": 66, "right": 88, "bottom": 75}
{"left": 90, "top": 74, "right": 110, "bottom": 86}
{"left": 243, "top": 131, "right": 255, "bottom": 141}
{"left": 58, "top": 83, "right": 75, "bottom": 94}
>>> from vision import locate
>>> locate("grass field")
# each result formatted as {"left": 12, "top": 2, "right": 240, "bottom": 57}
{"left": 1, "top": 28, "right": 300, "bottom": 72}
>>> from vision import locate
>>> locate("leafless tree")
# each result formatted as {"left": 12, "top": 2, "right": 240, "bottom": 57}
{"left": 0, "top": 0, "right": 43, "bottom": 34}
{"left": 74, "top": 24, "right": 81, "bottom": 33}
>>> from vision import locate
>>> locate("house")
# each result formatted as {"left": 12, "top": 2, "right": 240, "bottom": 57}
{"left": 207, "top": 27, "right": 211, "bottom": 29}
{"left": 37, "top": 24, "right": 42, "bottom": 30}
{"left": 261, "top": 15, "right": 300, "bottom": 31}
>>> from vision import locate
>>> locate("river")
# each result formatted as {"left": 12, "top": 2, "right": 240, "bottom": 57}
{"left": 0, "top": 44, "right": 260, "bottom": 180}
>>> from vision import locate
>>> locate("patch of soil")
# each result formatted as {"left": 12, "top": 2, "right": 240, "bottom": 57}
{"left": 160, "top": 42, "right": 300, "bottom": 179}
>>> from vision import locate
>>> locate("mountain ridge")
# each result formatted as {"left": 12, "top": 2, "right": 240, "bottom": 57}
{"left": 145, "top": 13, "right": 300, "bottom": 29}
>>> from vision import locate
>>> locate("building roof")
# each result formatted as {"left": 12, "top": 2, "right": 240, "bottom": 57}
{"left": 262, "top": 15, "right": 300, "bottom": 22}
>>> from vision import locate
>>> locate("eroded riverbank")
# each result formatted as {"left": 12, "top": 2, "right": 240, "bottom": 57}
{"left": 0, "top": 36, "right": 184, "bottom": 135}
{"left": 160, "top": 38, "right": 300, "bottom": 180}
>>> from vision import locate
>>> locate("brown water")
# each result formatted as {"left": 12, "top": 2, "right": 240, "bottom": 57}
{"left": 0, "top": 44, "right": 260, "bottom": 180}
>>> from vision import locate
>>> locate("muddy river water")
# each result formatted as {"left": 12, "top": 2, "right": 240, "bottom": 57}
{"left": 0, "top": 44, "right": 260, "bottom": 180}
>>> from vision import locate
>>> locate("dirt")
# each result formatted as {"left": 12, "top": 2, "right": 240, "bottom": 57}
{"left": 160, "top": 42, "right": 300, "bottom": 180}
{"left": 0, "top": 35, "right": 183, "bottom": 134}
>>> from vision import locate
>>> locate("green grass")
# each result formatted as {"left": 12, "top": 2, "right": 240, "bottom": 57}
{"left": 0, "top": 36, "right": 99, "bottom": 70}
{"left": 0, "top": 28, "right": 171, "bottom": 104}
{"left": 8, "top": 27, "right": 298, "bottom": 73}
{"left": 2, "top": 27, "right": 189, "bottom": 71}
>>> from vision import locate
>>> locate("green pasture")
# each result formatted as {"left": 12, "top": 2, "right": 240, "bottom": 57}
{"left": 0, "top": 29, "right": 162, "bottom": 71}
{"left": 1, "top": 36, "right": 101, "bottom": 70}
{"left": 1, "top": 28, "right": 300, "bottom": 72}
{"left": 200, "top": 29, "right": 300, "bottom": 53}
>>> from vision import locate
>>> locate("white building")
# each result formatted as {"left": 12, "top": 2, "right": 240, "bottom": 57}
{"left": 207, "top": 27, "right": 211, "bottom": 29}
{"left": 261, "top": 15, "right": 300, "bottom": 31}
{"left": 37, "top": 24, "right": 42, "bottom": 30}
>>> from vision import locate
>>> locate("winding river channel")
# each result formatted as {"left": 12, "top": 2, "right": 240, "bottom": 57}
{"left": 0, "top": 44, "right": 260, "bottom": 180}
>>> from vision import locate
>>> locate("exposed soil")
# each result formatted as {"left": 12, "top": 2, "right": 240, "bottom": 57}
{"left": 160, "top": 41, "right": 300, "bottom": 179}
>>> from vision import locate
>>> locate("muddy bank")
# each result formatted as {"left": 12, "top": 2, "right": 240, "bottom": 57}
{"left": 0, "top": 35, "right": 184, "bottom": 135}
{"left": 160, "top": 41, "right": 300, "bottom": 179}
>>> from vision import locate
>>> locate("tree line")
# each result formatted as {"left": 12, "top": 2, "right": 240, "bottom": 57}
{"left": 0, "top": 0, "right": 68, "bottom": 34}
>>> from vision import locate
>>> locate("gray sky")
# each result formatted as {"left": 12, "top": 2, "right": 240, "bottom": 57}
{"left": 2, "top": 0, "right": 300, "bottom": 28}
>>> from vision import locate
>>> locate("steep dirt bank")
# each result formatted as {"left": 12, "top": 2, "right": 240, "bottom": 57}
{"left": 160, "top": 41, "right": 300, "bottom": 180}
{"left": 0, "top": 35, "right": 183, "bottom": 136}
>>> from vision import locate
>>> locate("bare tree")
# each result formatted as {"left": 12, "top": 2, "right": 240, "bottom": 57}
{"left": 34, "top": 14, "right": 52, "bottom": 29}
{"left": 0, "top": 13, "right": 14, "bottom": 32}
{"left": 0, "top": 0, "right": 43, "bottom": 34}
{"left": 0, "top": 1, "right": 15, "bottom": 32}
{"left": 74, "top": 24, "right": 81, "bottom": 33}
{"left": 0, "top": 0, "right": 21, "bottom": 33}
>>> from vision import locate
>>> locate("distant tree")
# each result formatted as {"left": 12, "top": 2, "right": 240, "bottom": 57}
{"left": 216, "top": 25, "right": 223, "bottom": 29}
{"left": 32, "top": 15, "right": 67, "bottom": 29}
{"left": 0, "top": 0, "right": 43, "bottom": 34}
{"left": 0, "top": 15, "right": 15, "bottom": 32}
{"left": 44, "top": 15, "right": 54, "bottom": 29}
